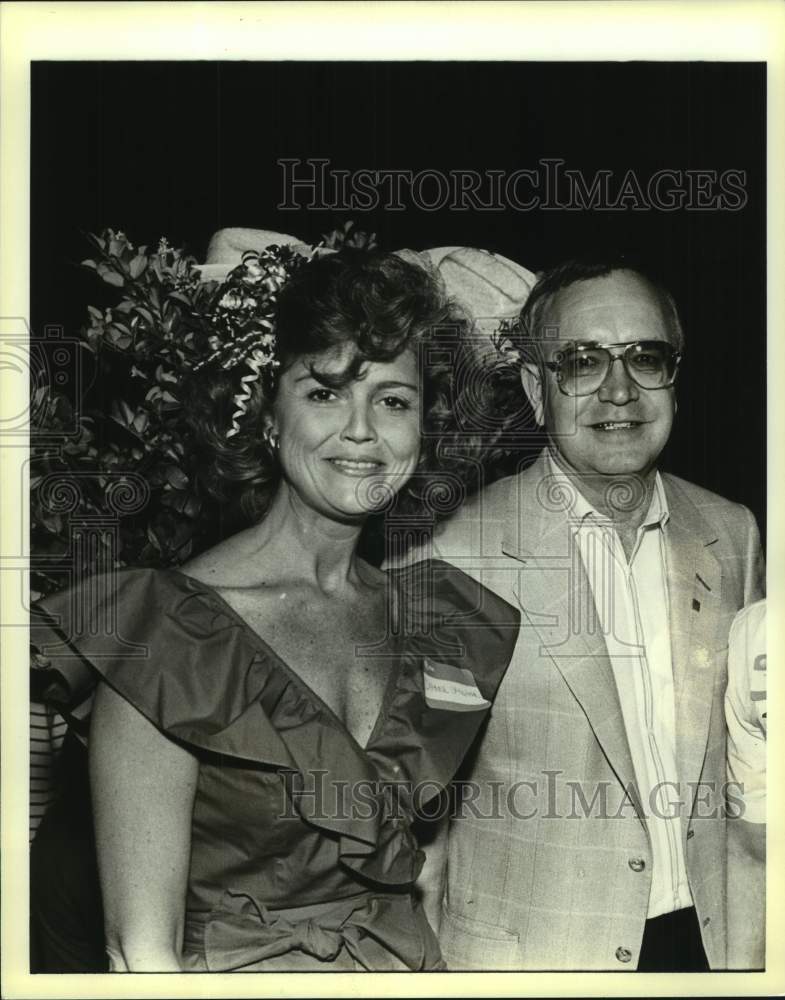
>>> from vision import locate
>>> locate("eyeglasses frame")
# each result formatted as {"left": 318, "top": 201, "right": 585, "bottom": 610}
{"left": 542, "top": 339, "right": 683, "bottom": 397}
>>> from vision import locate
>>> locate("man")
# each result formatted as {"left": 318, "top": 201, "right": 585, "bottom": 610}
{"left": 725, "top": 599, "right": 766, "bottom": 968}
{"left": 423, "top": 260, "right": 764, "bottom": 970}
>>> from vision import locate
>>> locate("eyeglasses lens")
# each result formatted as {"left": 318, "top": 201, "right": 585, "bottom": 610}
{"left": 559, "top": 342, "right": 677, "bottom": 395}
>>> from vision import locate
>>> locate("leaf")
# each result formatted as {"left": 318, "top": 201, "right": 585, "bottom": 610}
{"left": 161, "top": 489, "right": 188, "bottom": 513}
{"left": 175, "top": 538, "right": 194, "bottom": 562}
{"left": 97, "top": 263, "right": 125, "bottom": 288}
{"left": 183, "top": 495, "right": 201, "bottom": 519}
{"left": 164, "top": 465, "right": 189, "bottom": 489}
{"left": 133, "top": 306, "right": 155, "bottom": 326}
{"left": 32, "top": 386, "right": 48, "bottom": 407}
{"left": 167, "top": 518, "right": 195, "bottom": 550}
{"left": 40, "top": 512, "right": 64, "bottom": 534}
{"left": 108, "top": 235, "right": 131, "bottom": 257}
{"left": 132, "top": 411, "right": 149, "bottom": 434}
{"left": 106, "top": 326, "right": 133, "bottom": 349}
{"left": 155, "top": 365, "right": 178, "bottom": 385}
{"left": 146, "top": 525, "right": 162, "bottom": 552}
{"left": 129, "top": 256, "right": 147, "bottom": 279}
{"left": 81, "top": 259, "right": 97, "bottom": 270}
{"left": 87, "top": 305, "right": 104, "bottom": 321}
{"left": 111, "top": 398, "right": 135, "bottom": 427}
{"left": 62, "top": 438, "right": 90, "bottom": 457}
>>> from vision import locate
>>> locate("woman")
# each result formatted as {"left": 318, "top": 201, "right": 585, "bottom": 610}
{"left": 33, "top": 246, "right": 519, "bottom": 972}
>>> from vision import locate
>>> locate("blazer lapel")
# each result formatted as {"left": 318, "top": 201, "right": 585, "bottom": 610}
{"left": 662, "top": 477, "right": 723, "bottom": 817}
{"left": 502, "top": 456, "right": 640, "bottom": 800}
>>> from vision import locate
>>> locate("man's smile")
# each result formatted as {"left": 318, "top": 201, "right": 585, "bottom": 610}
{"left": 588, "top": 420, "right": 646, "bottom": 432}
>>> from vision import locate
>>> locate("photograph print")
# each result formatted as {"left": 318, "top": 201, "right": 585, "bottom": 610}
{"left": 19, "top": 36, "right": 769, "bottom": 984}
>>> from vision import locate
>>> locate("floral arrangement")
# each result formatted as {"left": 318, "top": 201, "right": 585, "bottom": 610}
{"left": 30, "top": 222, "right": 376, "bottom": 601}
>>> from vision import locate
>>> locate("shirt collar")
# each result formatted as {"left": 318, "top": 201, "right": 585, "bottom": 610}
{"left": 545, "top": 449, "right": 670, "bottom": 529}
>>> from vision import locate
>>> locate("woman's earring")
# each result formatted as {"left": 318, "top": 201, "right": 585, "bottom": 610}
{"left": 263, "top": 427, "right": 279, "bottom": 453}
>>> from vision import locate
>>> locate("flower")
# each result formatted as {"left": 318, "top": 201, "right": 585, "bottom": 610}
{"left": 219, "top": 291, "right": 243, "bottom": 310}
{"left": 242, "top": 259, "right": 265, "bottom": 282}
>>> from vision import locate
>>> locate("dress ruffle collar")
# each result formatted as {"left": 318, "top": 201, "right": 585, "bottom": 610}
{"left": 32, "top": 561, "right": 519, "bottom": 887}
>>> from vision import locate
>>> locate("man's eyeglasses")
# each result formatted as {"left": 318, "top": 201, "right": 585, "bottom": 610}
{"left": 543, "top": 340, "right": 682, "bottom": 397}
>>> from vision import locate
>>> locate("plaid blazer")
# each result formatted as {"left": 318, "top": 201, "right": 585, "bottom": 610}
{"left": 428, "top": 453, "right": 764, "bottom": 970}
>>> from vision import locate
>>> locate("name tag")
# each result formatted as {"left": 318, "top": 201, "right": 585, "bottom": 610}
{"left": 423, "top": 659, "right": 491, "bottom": 712}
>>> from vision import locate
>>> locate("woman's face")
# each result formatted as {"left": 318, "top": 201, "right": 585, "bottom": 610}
{"left": 271, "top": 345, "right": 422, "bottom": 522}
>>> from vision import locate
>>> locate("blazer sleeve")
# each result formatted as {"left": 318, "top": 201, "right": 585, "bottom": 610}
{"left": 740, "top": 504, "right": 765, "bottom": 605}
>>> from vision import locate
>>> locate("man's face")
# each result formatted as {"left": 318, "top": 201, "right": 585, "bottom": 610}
{"left": 523, "top": 270, "right": 679, "bottom": 479}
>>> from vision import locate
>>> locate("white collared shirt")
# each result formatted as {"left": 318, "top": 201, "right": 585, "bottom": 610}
{"left": 546, "top": 453, "right": 693, "bottom": 918}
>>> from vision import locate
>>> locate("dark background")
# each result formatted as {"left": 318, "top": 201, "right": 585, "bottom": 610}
{"left": 31, "top": 61, "right": 767, "bottom": 536}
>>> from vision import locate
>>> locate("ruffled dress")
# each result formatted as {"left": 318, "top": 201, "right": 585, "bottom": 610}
{"left": 31, "top": 559, "right": 519, "bottom": 972}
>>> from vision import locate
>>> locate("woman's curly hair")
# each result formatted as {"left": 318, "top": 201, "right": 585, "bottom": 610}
{"left": 186, "top": 247, "right": 499, "bottom": 536}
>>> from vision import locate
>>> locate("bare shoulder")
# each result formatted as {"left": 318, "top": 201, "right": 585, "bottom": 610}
{"left": 180, "top": 527, "right": 264, "bottom": 587}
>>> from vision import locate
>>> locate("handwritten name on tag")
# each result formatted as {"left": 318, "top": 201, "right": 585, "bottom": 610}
{"left": 423, "top": 659, "right": 491, "bottom": 713}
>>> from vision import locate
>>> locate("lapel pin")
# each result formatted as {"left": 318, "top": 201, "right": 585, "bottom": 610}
{"left": 692, "top": 598, "right": 701, "bottom": 612}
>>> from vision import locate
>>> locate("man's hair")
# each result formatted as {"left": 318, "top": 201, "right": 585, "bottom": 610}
{"left": 517, "top": 257, "right": 684, "bottom": 355}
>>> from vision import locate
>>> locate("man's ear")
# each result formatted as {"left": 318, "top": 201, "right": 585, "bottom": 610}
{"left": 520, "top": 362, "right": 545, "bottom": 426}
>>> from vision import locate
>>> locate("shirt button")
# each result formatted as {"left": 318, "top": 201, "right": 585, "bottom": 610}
{"left": 615, "top": 946, "right": 632, "bottom": 963}
{"left": 628, "top": 857, "right": 646, "bottom": 873}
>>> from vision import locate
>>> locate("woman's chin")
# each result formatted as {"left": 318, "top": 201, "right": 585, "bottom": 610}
{"left": 282, "top": 474, "right": 408, "bottom": 525}
{"left": 325, "top": 478, "right": 400, "bottom": 520}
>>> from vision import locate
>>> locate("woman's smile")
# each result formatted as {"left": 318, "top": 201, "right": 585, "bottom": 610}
{"left": 326, "top": 456, "right": 386, "bottom": 476}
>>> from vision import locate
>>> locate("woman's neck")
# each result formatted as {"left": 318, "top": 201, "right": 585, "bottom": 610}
{"left": 244, "top": 484, "right": 372, "bottom": 595}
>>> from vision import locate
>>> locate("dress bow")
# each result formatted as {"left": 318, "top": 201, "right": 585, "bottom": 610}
{"left": 201, "top": 889, "right": 439, "bottom": 971}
